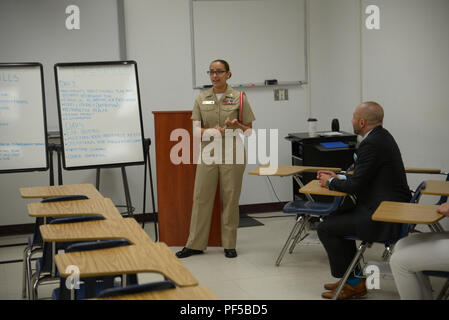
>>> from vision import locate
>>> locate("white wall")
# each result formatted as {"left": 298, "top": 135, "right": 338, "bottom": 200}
{"left": 1, "top": 0, "right": 449, "bottom": 226}
{"left": 362, "top": 0, "right": 449, "bottom": 185}
{"left": 309, "top": 0, "right": 362, "bottom": 133}
{"left": 122, "top": 0, "right": 308, "bottom": 208}
{"left": 0, "top": 0, "right": 127, "bottom": 226}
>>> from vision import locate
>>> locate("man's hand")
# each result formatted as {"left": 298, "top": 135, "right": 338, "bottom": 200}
{"left": 437, "top": 202, "right": 449, "bottom": 217}
{"left": 317, "top": 170, "right": 337, "bottom": 188}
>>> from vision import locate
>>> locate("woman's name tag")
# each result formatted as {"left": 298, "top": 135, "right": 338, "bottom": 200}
{"left": 202, "top": 101, "right": 215, "bottom": 105}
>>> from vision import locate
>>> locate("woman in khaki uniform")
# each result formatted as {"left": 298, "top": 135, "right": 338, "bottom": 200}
{"left": 176, "top": 59, "right": 255, "bottom": 258}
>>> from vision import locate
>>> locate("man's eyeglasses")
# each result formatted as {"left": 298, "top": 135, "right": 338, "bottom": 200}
{"left": 207, "top": 70, "right": 227, "bottom": 76}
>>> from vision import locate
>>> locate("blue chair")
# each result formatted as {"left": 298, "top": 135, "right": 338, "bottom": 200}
{"left": 53, "top": 239, "right": 138, "bottom": 300}
{"left": 331, "top": 181, "right": 427, "bottom": 300}
{"left": 276, "top": 196, "right": 345, "bottom": 266}
{"left": 97, "top": 280, "right": 176, "bottom": 299}
{"left": 427, "top": 172, "right": 448, "bottom": 232}
{"left": 421, "top": 172, "right": 448, "bottom": 300}
{"left": 407, "top": 171, "right": 448, "bottom": 232}
{"left": 30, "top": 215, "right": 104, "bottom": 300}
{"left": 22, "top": 195, "right": 89, "bottom": 299}
{"left": 22, "top": 217, "right": 45, "bottom": 299}
{"left": 436, "top": 171, "right": 449, "bottom": 205}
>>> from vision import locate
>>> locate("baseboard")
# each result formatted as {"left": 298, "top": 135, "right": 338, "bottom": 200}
{"left": 0, "top": 223, "right": 35, "bottom": 237}
{"left": 0, "top": 202, "right": 288, "bottom": 237}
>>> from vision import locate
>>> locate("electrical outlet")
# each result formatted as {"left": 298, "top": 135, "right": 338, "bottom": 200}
{"left": 274, "top": 89, "right": 288, "bottom": 101}
{"left": 279, "top": 89, "right": 285, "bottom": 100}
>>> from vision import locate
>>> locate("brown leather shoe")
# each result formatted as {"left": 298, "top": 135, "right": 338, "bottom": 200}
{"left": 321, "top": 280, "right": 367, "bottom": 300}
{"left": 324, "top": 280, "right": 341, "bottom": 291}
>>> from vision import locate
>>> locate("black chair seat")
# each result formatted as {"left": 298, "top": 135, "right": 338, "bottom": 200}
{"left": 98, "top": 280, "right": 176, "bottom": 298}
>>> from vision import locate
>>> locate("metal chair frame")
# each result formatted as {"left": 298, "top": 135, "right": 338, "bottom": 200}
{"left": 331, "top": 181, "right": 427, "bottom": 300}
{"left": 29, "top": 215, "right": 104, "bottom": 300}
{"left": 55, "top": 239, "right": 135, "bottom": 300}
{"left": 276, "top": 195, "right": 345, "bottom": 266}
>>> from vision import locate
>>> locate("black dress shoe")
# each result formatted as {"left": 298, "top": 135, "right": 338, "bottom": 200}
{"left": 224, "top": 249, "right": 237, "bottom": 258}
{"left": 175, "top": 247, "right": 203, "bottom": 258}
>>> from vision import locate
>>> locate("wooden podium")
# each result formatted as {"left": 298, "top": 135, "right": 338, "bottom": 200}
{"left": 152, "top": 111, "right": 221, "bottom": 246}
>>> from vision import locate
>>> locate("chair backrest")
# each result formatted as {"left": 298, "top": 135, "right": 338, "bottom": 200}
{"left": 436, "top": 173, "right": 449, "bottom": 205}
{"left": 40, "top": 195, "right": 89, "bottom": 203}
{"left": 64, "top": 239, "right": 131, "bottom": 253}
{"left": 329, "top": 196, "right": 345, "bottom": 211}
{"left": 385, "top": 181, "right": 427, "bottom": 245}
{"left": 50, "top": 215, "right": 105, "bottom": 225}
{"left": 410, "top": 181, "right": 427, "bottom": 203}
{"left": 31, "top": 217, "right": 45, "bottom": 246}
{"left": 397, "top": 221, "right": 410, "bottom": 240}
{"left": 397, "top": 180, "right": 428, "bottom": 241}
{"left": 57, "top": 239, "right": 134, "bottom": 300}
{"left": 32, "top": 195, "right": 90, "bottom": 246}
{"left": 39, "top": 215, "right": 106, "bottom": 273}
{"left": 97, "top": 280, "right": 176, "bottom": 298}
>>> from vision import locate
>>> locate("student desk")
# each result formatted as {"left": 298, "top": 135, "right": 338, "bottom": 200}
{"left": 422, "top": 180, "right": 449, "bottom": 197}
{"left": 28, "top": 200, "right": 130, "bottom": 288}
{"left": 27, "top": 198, "right": 123, "bottom": 221}
{"left": 55, "top": 242, "right": 199, "bottom": 288}
{"left": 97, "top": 285, "right": 218, "bottom": 300}
{"left": 39, "top": 217, "right": 155, "bottom": 282}
{"left": 249, "top": 165, "right": 341, "bottom": 201}
{"left": 299, "top": 179, "right": 353, "bottom": 207}
{"left": 372, "top": 201, "right": 444, "bottom": 225}
{"left": 298, "top": 179, "right": 348, "bottom": 197}
{"left": 20, "top": 184, "right": 103, "bottom": 200}
{"left": 39, "top": 217, "right": 151, "bottom": 246}
{"left": 248, "top": 165, "right": 341, "bottom": 177}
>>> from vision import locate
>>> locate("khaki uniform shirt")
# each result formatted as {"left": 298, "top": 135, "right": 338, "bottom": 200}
{"left": 191, "top": 85, "right": 256, "bottom": 164}
{"left": 191, "top": 85, "right": 255, "bottom": 128}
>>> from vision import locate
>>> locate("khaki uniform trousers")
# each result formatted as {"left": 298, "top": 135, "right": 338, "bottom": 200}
{"left": 186, "top": 161, "right": 246, "bottom": 251}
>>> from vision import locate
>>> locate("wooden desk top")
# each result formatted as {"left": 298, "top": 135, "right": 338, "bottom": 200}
{"left": 20, "top": 184, "right": 103, "bottom": 199}
{"left": 27, "top": 198, "right": 123, "bottom": 220}
{"left": 40, "top": 218, "right": 152, "bottom": 245}
{"left": 97, "top": 285, "right": 218, "bottom": 300}
{"left": 248, "top": 165, "right": 341, "bottom": 177}
{"left": 55, "top": 242, "right": 198, "bottom": 287}
{"left": 299, "top": 180, "right": 347, "bottom": 197}
{"left": 372, "top": 201, "right": 443, "bottom": 225}
{"left": 422, "top": 180, "right": 449, "bottom": 196}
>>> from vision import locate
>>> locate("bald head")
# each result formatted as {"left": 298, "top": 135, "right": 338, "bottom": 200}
{"left": 357, "top": 101, "right": 384, "bottom": 126}
{"left": 352, "top": 101, "right": 384, "bottom": 136}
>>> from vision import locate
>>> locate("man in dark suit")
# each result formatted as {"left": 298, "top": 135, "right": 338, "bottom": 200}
{"left": 316, "top": 101, "right": 411, "bottom": 300}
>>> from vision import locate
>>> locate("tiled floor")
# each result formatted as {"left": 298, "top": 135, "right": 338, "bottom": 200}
{"left": 0, "top": 212, "right": 444, "bottom": 300}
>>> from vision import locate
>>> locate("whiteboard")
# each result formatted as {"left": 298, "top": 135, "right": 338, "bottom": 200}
{"left": 0, "top": 0, "right": 124, "bottom": 131}
{"left": 0, "top": 63, "right": 49, "bottom": 173}
{"left": 55, "top": 61, "right": 145, "bottom": 170}
{"left": 191, "top": 0, "right": 307, "bottom": 88}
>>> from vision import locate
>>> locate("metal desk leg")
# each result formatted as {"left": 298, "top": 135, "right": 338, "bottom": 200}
{"left": 292, "top": 175, "right": 314, "bottom": 202}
